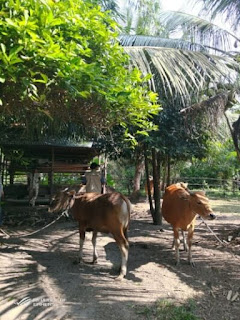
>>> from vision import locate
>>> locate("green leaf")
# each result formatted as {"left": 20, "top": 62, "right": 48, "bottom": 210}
{"left": 0, "top": 43, "right": 6, "bottom": 54}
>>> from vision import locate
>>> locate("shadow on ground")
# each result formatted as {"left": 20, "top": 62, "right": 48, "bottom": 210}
{"left": 0, "top": 200, "right": 239, "bottom": 320}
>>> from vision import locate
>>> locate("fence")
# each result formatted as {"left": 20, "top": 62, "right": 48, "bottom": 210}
{"left": 175, "top": 176, "right": 239, "bottom": 190}
{"left": 110, "top": 176, "right": 240, "bottom": 198}
{"left": 3, "top": 171, "right": 240, "bottom": 199}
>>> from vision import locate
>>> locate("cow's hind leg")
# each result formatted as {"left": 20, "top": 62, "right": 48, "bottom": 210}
{"left": 92, "top": 231, "right": 98, "bottom": 264}
{"left": 182, "top": 230, "right": 188, "bottom": 252}
{"left": 78, "top": 228, "right": 85, "bottom": 263}
{"left": 173, "top": 228, "right": 180, "bottom": 266}
{"left": 113, "top": 229, "right": 129, "bottom": 280}
{"left": 187, "top": 225, "right": 195, "bottom": 267}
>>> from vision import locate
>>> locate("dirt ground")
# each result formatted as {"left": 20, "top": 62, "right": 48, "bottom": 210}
{"left": 0, "top": 198, "right": 239, "bottom": 320}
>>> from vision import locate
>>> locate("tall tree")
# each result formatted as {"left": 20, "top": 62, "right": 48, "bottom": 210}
{"left": 0, "top": 0, "right": 159, "bottom": 141}
{"left": 120, "top": 0, "right": 167, "bottom": 36}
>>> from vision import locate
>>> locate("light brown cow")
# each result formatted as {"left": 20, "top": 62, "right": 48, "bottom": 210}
{"left": 162, "top": 183, "right": 214, "bottom": 266}
{"left": 49, "top": 190, "right": 131, "bottom": 279}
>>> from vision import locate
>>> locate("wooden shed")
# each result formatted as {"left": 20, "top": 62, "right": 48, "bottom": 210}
{"left": 0, "top": 139, "right": 100, "bottom": 203}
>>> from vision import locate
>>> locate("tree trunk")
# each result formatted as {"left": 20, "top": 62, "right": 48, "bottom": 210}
{"left": 152, "top": 148, "right": 161, "bottom": 225}
{"left": 130, "top": 153, "right": 145, "bottom": 201}
{"left": 162, "top": 158, "right": 167, "bottom": 190}
{"left": 167, "top": 154, "right": 171, "bottom": 186}
{"left": 157, "top": 151, "right": 162, "bottom": 226}
{"left": 144, "top": 144, "right": 154, "bottom": 218}
{"left": 225, "top": 113, "right": 240, "bottom": 161}
{"left": 132, "top": 158, "right": 145, "bottom": 193}
{"left": 29, "top": 171, "right": 40, "bottom": 207}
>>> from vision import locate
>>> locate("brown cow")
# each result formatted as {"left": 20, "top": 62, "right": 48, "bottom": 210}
{"left": 49, "top": 190, "right": 131, "bottom": 279}
{"left": 162, "top": 183, "right": 214, "bottom": 266}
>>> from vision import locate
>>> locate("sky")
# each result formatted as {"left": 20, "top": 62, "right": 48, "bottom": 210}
{"left": 161, "top": 0, "right": 192, "bottom": 11}
{"left": 160, "top": 0, "right": 234, "bottom": 31}
{"left": 118, "top": 0, "right": 201, "bottom": 15}
{"left": 117, "top": 0, "right": 236, "bottom": 32}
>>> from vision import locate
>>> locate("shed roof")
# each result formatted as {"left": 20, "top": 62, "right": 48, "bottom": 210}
{"left": 0, "top": 139, "right": 99, "bottom": 164}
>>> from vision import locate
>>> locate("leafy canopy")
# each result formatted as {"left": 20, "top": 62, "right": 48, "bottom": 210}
{"left": 0, "top": 0, "right": 159, "bottom": 139}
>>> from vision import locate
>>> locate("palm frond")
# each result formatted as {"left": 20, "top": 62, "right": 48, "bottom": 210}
{"left": 198, "top": 0, "right": 240, "bottom": 31}
{"left": 119, "top": 34, "right": 207, "bottom": 52}
{"left": 121, "top": 38, "right": 238, "bottom": 104}
{"left": 159, "top": 10, "right": 240, "bottom": 52}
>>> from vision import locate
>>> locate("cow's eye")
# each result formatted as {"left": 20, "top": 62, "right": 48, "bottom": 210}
{"left": 197, "top": 201, "right": 202, "bottom": 205}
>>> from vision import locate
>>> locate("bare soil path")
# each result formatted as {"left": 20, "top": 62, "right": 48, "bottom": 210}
{"left": 0, "top": 198, "right": 239, "bottom": 320}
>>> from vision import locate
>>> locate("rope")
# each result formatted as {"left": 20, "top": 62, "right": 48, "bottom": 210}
{"left": 0, "top": 192, "right": 75, "bottom": 239}
{"left": 0, "top": 210, "right": 69, "bottom": 239}
{"left": 198, "top": 216, "right": 227, "bottom": 246}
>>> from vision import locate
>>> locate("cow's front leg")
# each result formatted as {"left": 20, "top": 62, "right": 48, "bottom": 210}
{"left": 79, "top": 230, "right": 85, "bottom": 263}
{"left": 181, "top": 230, "right": 188, "bottom": 252}
{"left": 187, "top": 225, "right": 195, "bottom": 267}
{"left": 92, "top": 231, "right": 98, "bottom": 264}
{"left": 173, "top": 228, "right": 180, "bottom": 266}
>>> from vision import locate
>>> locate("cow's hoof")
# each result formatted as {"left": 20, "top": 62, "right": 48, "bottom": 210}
{"left": 189, "top": 261, "right": 196, "bottom": 267}
{"left": 115, "top": 274, "right": 124, "bottom": 281}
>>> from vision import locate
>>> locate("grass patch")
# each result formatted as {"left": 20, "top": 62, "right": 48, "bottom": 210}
{"left": 210, "top": 198, "right": 240, "bottom": 215}
{"left": 136, "top": 299, "right": 200, "bottom": 320}
{"left": 206, "top": 190, "right": 240, "bottom": 200}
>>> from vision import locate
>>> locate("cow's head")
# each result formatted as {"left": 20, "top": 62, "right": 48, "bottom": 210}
{"left": 189, "top": 191, "right": 214, "bottom": 218}
{"left": 48, "top": 189, "right": 76, "bottom": 213}
{"left": 178, "top": 189, "right": 214, "bottom": 219}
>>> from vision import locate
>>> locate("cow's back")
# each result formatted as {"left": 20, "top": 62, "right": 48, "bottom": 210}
{"left": 162, "top": 184, "right": 195, "bottom": 230}
{"left": 71, "top": 192, "right": 130, "bottom": 232}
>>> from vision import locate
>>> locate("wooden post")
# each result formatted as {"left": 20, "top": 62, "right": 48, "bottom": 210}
{"left": 50, "top": 147, "right": 55, "bottom": 197}
{"left": 102, "top": 155, "right": 108, "bottom": 194}
{"left": 5, "top": 159, "right": 8, "bottom": 185}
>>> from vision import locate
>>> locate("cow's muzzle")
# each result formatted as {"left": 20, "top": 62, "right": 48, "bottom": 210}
{"left": 208, "top": 213, "right": 216, "bottom": 220}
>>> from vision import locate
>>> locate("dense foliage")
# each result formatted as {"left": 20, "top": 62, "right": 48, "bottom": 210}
{"left": 0, "top": 0, "right": 159, "bottom": 141}
{"left": 180, "top": 139, "right": 238, "bottom": 180}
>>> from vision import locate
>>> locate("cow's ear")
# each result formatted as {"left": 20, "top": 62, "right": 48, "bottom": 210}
{"left": 177, "top": 190, "right": 190, "bottom": 201}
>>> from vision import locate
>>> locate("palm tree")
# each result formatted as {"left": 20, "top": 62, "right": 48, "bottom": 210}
{"left": 119, "top": 10, "right": 239, "bottom": 104}
{"left": 96, "top": 1, "right": 239, "bottom": 104}
{"left": 197, "top": 0, "right": 240, "bottom": 31}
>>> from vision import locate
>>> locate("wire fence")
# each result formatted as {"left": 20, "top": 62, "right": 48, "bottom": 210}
{"left": 112, "top": 176, "right": 240, "bottom": 198}
{"left": 3, "top": 172, "right": 240, "bottom": 199}
{"left": 174, "top": 177, "right": 240, "bottom": 198}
